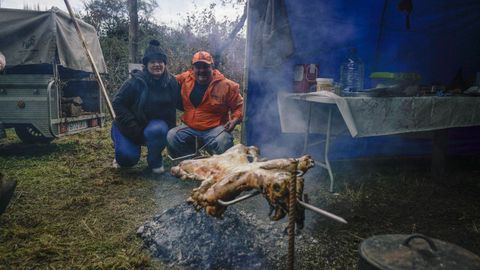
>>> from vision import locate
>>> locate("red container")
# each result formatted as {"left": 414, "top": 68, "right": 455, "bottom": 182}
{"left": 89, "top": 118, "right": 98, "bottom": 127}
{"left": 294, "top": 64, "right": 318, "bottom": 93}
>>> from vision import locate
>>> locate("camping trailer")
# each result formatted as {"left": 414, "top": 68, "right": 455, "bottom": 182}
{"left": 0, "top": 7, "right": 106, "bottom": 143}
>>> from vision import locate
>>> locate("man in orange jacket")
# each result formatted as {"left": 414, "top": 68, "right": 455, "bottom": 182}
{"left": 167, "top": 51, "right": 243, "bottom": 157}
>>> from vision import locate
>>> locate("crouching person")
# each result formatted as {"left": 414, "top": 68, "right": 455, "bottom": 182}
{"left": 167, "top": 51, "right": 243, "bottom": 157}
{"left": 112, "top": 40, "right": 181, "bottom": 173}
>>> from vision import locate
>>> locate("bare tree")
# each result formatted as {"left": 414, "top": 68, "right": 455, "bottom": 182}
{"left": 214, "top": 1, "right": 247, "bottom": 67}
{"left": 128, "top": 0, "right": 139, "bottom": 63}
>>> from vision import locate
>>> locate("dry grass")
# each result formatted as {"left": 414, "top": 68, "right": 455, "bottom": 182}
{"left": 1, "top": 123, "right": 480, "bottom": 269}
{"left": 296, "top": 157, "right": 480, "bottom": 269}
{"left": 0, "top": 124, "right": 171, "bottom": 269}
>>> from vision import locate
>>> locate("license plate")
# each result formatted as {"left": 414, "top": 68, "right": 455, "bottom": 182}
{"left": 68, "top": 120, "right": 88, "bottom": 132}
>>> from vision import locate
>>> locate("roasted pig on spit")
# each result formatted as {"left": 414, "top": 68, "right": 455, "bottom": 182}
{"left": 170, "top": 144, "right": 314, "bottom": 222}
{"left": 170, "top": 144, "right": 261, "bottom": 182}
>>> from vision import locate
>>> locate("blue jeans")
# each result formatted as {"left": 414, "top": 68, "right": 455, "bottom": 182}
{"left": 111, "top": 120, "right": 168, "bottom": 169}
{"left": 166, "top": 124, "right": 233, "bottom": 157}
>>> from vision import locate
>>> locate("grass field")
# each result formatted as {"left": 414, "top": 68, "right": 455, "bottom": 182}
{"left": 1, "top": 123, "right": 479, "bottom": 269}
{"left": 0, "top": 125, "right": 168, "bottom": 269}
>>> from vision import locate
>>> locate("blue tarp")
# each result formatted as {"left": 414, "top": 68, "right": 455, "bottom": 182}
{"left": 245, "top": 0, "right": 480, "bottom": 159}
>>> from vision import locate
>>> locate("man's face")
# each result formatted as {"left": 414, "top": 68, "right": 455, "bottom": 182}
{"left": 193, "top": 62, "right": 213, "bottom": 85}
{"left": 147, "top": 59, "right": 165, "bottom": 79}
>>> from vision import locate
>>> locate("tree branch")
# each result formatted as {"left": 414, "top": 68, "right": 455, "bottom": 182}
{"left": 215, "top": 1, "right": 247, "bottom": 67}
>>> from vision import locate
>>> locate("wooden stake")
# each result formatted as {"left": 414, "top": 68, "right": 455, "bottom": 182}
{"left": 63, "top": 0, "right": 116, "bottom": 119}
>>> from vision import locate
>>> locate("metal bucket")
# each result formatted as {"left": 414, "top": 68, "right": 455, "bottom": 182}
{"left": 359, "top": 234, "right": 480, "bottom": 270}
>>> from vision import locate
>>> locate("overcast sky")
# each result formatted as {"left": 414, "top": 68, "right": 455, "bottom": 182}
{"left": 0, "top": 0, "right": 243, "bottom": 26}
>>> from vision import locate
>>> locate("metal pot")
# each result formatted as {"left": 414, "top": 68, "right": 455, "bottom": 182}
{"left": 358, "top": 234, "right": 480, "bottom": 270}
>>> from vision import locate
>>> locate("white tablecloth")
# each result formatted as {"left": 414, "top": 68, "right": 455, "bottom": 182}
{"left": 278, "top": 91, "right": 480, "bottom": 137}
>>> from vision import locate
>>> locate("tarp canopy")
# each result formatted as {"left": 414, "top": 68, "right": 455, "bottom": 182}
{"left": 0, "top": 7, "right": 107, "bottom": 73}
{"left": 245, "top": 0, "right": 480, "bottom": 158}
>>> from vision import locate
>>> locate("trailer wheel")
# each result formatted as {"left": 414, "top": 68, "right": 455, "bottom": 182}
{"left": 14, "top": 126, "right": 53, "bottom": 144}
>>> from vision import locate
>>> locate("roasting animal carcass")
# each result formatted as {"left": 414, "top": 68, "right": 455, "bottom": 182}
{"left": 170, "top": 144, "right": 314, "bottom": 221}
{"left": 170, "top": 144, "right": 261, "bottom": 182}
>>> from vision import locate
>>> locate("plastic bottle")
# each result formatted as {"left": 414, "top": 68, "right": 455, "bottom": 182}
{"left": 340, "top": 48, "right": 365, "bottom": 92}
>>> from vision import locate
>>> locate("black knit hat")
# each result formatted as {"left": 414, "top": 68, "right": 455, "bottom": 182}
{"left": 142, "top": 40, "right": 167, "bottom": 65}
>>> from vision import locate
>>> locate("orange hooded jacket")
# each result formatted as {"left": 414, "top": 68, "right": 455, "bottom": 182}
{"left": 176, "top": 69, "right": 243, "bottom": 131}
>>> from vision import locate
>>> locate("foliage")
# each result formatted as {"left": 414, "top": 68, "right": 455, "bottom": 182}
{"left": 80, "top": 0, "right": 247, "bottom": 93}
{"left": 0, "top": 126, "right": 165, "bottom": 269}
{"left": 168, "top": 1, "right": 246, "bottom": 85}
{"left": 81, "top": 0, "right": 158, "bottom": 37}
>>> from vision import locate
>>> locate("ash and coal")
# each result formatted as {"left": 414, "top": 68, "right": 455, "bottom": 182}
{"left": 138, "top": 202, "right": 314, "bottom": 269}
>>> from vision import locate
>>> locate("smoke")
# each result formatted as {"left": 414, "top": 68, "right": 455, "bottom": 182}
{"left": 245, "top": 0, "right": 480, "bottom": 161}
{"left": 244, "top": 0, "right": 372, "bottom": 160}
{"left": 246, "top": 66, "right": 304, "bottom": 158}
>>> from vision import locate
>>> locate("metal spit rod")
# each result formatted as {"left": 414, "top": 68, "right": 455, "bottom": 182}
{"left": 217, "top": 191, "right": 261, "bottom": 206}
{"left": 297, "top": 199, "right": 347, "bottom": 224}
{"left": 214, "top": 170, "right": 347, "bottom": 270}
{"left": 167, "top": 128, "right": 227, "bottom": 162}
{"left": 216, "top": 190, "right": 347, "bottom": 224}
{"left": 197, "top": 128, "right": 226, "bottom": 153}
{"left": 167, "top": 152, "right": 198, "bottom": 162}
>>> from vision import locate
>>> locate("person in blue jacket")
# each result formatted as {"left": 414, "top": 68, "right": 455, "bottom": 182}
{"left": 111, "top": 40, "right": 182, "bottom": 173}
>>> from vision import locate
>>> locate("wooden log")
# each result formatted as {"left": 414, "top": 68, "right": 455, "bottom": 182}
{"left": 61, "top": 96, "right": 83, "bottom": 105}
{"left": 62, "top": 103, "right": 83, "bottom": 117}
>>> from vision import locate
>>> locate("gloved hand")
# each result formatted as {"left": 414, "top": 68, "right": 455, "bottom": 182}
{"left": 224, "top": 118, "right": 241, "bottom": 132}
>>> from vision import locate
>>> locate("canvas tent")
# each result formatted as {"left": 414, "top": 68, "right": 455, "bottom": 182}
{"left": 244, "top": 0, "right": 480, "bottom": 159}
{"left": 0, "top": 7, "right": 106, "bottom": 73}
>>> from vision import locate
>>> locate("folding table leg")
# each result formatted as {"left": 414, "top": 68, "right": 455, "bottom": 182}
{"left": 303, "top": 102, "right": 313, "bottom": 154}
{"left": 324, "top": 107, "right": 335, "bottom": 192}
{"left": 302, "top": 103, "right": 335, "bottom": 192}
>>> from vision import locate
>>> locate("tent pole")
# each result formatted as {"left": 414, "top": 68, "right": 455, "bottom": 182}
{"left": 241, "top": 0, "right": 252, "bottom": 145}
{"left": 374, "top": 0, "right": 389, "bottom": 71}
{"left": 63, "top": 0, "right": 116, "bottom": 119}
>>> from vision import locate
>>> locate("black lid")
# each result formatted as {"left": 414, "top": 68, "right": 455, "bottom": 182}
{"left": 359, "top": 234, "right": 480, "bottom": 270}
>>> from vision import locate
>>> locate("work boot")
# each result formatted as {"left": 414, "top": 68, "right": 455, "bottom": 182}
{"left": 151, "top": 165, "right": 165, "bottom": 174}
{"left": 112, "top": 158, "right": 120, "bottom": 169}
{"left": 0, "top": 175, "right": 17, "bottom": 215}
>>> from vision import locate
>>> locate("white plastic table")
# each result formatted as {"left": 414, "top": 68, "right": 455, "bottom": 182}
{"left": 278, "top": 91, "right": 480, "bottom": 192}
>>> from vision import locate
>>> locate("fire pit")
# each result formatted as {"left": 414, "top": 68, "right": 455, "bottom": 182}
{"left": 138, "top": 202, "right": 308, "bottom": 269}
{"left": 139, "top": 144, "right": 346, "bottom": 269}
